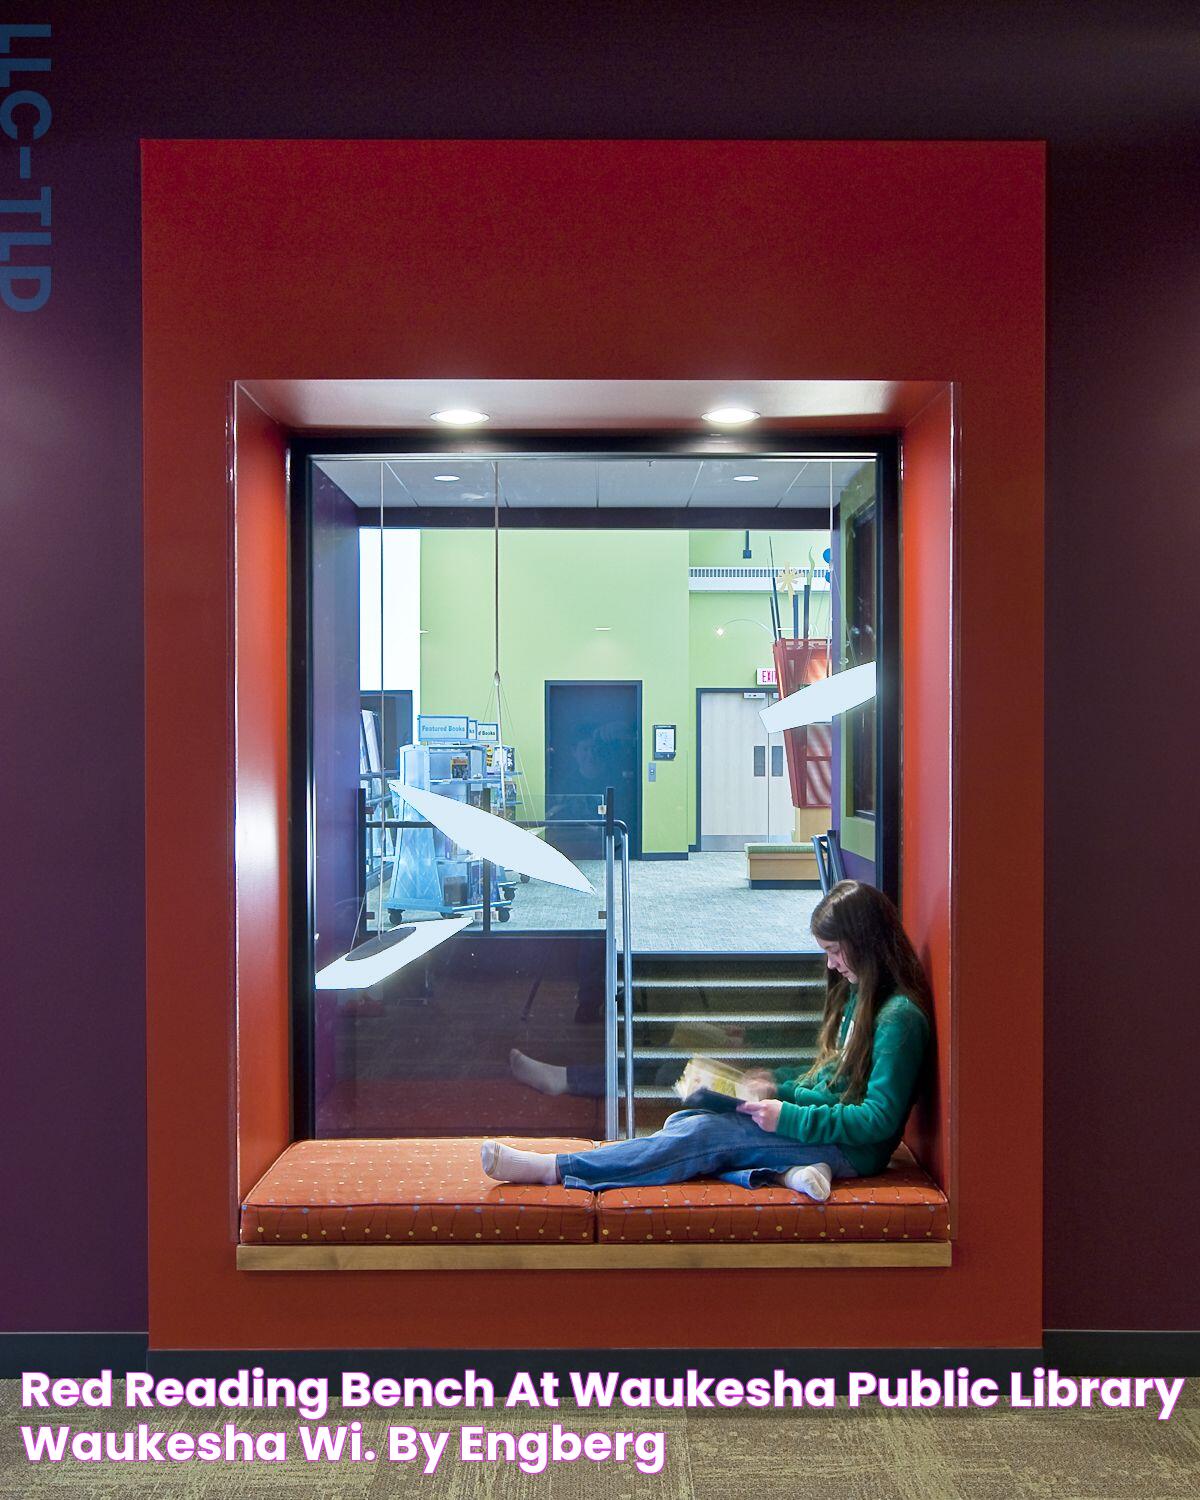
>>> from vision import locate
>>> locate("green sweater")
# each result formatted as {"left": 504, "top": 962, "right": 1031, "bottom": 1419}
{"left": 773, "top": 991, "right": 929, "bottom": 1175}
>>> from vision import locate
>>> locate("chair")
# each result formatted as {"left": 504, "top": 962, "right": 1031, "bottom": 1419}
{"left": 810, "top": 829, "right": 847, "bottom": 894}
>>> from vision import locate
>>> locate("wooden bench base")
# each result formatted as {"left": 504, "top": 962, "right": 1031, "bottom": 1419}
{"left": 745, "top": 842, "right": 821, "bottom": 886}
{"left": 237, "top": 1241, "right": 952, "bottom": 1271}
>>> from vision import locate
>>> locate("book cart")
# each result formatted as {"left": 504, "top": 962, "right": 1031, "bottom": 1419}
{"left": 384, "top": 739, "right": 523, "bottom": 924}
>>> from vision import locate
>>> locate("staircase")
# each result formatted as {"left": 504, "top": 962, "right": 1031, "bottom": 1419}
{"left": 617, "top": 953, "right": 828, "bottom": 1135}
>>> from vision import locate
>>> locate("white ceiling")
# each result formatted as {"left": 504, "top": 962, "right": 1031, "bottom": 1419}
{"left": 314, "top": 455, "right": 873, "bottom": 511}
{"left": 242, "top": 377, "right": 944, "bottom": 431}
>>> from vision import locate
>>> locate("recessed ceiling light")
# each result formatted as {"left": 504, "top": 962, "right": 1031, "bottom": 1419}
{"left": 733, "top": 474, "right": 759, "bottom": 482}
{"left": 703, "top": 406, "right": 759, "bottom": 426}
{"left": 594, "top": 626, "right": 612, "bottom": 632}
{"left": 430, "top": 408, "right": 489, "bottom": 425}
{"left": 434, "top": 474, "right": 460, "bottom": 482}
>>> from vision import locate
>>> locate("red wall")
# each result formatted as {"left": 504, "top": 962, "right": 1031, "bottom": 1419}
{"left": 143, "top": 139, "right": 1043, "bottom": 1349}
{"left": 232, "top": 390, "right": 291, "bottom": 1202}
{"left": 900, "top": 388, "right": 957, "bottom": 1206}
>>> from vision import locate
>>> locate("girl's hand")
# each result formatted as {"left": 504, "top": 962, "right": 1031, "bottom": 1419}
{"left": 740, "top": 1068, "right": 778, "bottom": 1101}
{"left": 737, "top": 1098, "right": 783, "bottom": 1133}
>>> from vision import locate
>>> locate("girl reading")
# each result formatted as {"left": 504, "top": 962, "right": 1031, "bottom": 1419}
{"left": 482, "top": 879, "right": 932, "bottom": 1200}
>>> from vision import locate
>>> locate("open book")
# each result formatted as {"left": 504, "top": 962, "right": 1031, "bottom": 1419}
{"left": 673, "top": 1056, "right": 754, "bottom": 1105}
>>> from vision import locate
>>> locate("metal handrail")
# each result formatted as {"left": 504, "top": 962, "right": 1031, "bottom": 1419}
{"left": 599, "top": 792, "right": 636, "bottom": 1141}
{"left": 367, "top": 816, "right": 607, "bottom": 830}
{"left": 616, "top": 822, "right": 635, "bottom": 1139}
{"left": 603, "top": 787, "right": 618, "bottom": 1141}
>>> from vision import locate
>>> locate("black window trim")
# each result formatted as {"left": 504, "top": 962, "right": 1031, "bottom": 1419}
{"left": 286, "top": 429, "right": 900, "bottom": 1137}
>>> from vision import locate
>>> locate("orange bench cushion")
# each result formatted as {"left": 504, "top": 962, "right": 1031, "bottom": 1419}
{"left": 594, "top": 1142, "right": 948, "bottom": 1243}
{"left": 240, "top": 1137, "right": 596, "bottom": 1245}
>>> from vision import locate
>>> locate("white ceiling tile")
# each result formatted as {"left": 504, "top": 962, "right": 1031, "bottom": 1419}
{"left": 597, "top": 459, "right": 702, "bottom": 507}
{"left": 497, "top": 459, "right": 598, "bottom": 508}
{"left": 313, "top": 459, "right": 399, "bottom": 508}
{"left": 686, "top": 458, "right": 808, "bottom": 507}
{"left": 383, "top": 458, "right": 498, "bottom": 508}
{"left": 313, "top": 454, "right": 874, "bottom": 510}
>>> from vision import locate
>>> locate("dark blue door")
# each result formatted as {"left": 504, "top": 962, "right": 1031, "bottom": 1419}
{"left": 545, "top": 682, "right": 641, "bottom": 859}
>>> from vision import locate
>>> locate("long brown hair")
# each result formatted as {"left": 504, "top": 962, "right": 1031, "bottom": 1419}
{"left": 799, "top": 880, "right": 932, "bottom": 1102}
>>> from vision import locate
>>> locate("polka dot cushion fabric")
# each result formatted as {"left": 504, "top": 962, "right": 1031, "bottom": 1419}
{"left": 594, "top": 1143, "right": 949, "bottom": 1243}
{"left": 240, "top": 1137, "right": 596, "bottom": 1245}
{"left": 240, "top": 1139, "right": 947, "bottom": 1246}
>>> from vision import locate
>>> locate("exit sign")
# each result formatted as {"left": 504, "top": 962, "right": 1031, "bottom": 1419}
{"left": 756, "top": 667, "right": 777, "bottom": 686}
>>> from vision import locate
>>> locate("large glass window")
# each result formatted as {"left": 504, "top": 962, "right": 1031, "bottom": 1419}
{"left": 295, "top": 449, "right": 893, "bottom": 1140}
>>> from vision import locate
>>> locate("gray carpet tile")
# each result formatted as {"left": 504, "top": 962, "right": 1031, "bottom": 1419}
{"left": 3, "top": 1382, "right": 1197, "bottom": 1499}
{"left": 372, "top": 854, "right": 823, "bottom": 953}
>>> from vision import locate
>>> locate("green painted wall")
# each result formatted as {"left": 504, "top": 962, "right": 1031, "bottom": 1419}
{"left": 418, "top": 527, "right": 829, "bottom": 855}
{"left": 420, "top": 529, "right": 691, "bottom": 853}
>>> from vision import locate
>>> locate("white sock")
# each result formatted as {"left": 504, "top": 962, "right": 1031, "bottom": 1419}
{"left": 481, "top": 1140, "right": 559, "bottom": 1185}
{"left": 780, "top": 1163, "right": 833, "bottom": 1201}
{"left": 509, "top": 1048, "right": 568, "bottom": 1096}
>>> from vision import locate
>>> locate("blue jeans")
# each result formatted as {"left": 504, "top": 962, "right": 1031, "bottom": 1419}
{"left": 556, "top": 1108, "right": 858, "bottom": 1191}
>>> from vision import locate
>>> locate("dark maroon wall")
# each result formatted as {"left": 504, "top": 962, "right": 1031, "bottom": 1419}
{"left": 1043, "top": 132, "right": 1200, "bottom": 1329}
{"left": 3, "top": 1, "right": 1197, "bottom": 1335}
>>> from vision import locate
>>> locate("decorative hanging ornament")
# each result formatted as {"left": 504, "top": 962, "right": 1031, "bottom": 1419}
{"left": 399, "top": 782, "right": 595, "bottom": 894}
{"left": 776, "top": 567, "right": 802, "bottom": 596}
{"left": 315, "top": 916, "right": 472, "bottom": 991}
{"left": 758, "top": 661, "right": 877, "bottom": 733}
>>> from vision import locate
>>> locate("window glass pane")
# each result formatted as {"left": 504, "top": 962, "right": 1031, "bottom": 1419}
{"left": 302, "top": 452, "right": 886, "bottom": 1139}
{"left": 846, "top": 498, "right": 877, "bottom": 817}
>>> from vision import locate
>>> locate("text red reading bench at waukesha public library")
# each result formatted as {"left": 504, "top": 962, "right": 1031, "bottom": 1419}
{"left": 20, "top": 1367, "right": 1189, "bottom": 1422}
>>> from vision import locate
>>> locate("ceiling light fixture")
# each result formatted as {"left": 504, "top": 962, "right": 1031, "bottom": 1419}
{"left": 430, "top": 408, "right": 489, "bottom": 426}
{"left": 434, "top": 474, "right": 460, "bottom": 482}
{"left": 716, "top": 617, "right": 773, "bottom": 639}
{"left": 594, "top": 626, "right": 612, "bottom": 631}
{"left": 702, "top": 405, "right": 759, "bottom": 426}
{"left": 733, "top": 474, "right": 759, "bottom": 482}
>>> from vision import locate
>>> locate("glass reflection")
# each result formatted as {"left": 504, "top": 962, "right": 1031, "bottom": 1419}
{"left": 307, "top": 453, "right": 880, "bottom": 1138}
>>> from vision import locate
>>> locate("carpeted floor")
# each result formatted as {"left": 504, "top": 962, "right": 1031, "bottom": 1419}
{"left": 3, "top": 1381, "right": 1198, "bottom": 1498}
{"left": 373, "top": 853, "right": 824, "bottom": 953}
{"left": 510, "top": 854, "right": 823, "bottom": 952}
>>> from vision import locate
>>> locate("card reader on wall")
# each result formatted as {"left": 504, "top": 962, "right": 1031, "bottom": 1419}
{"left": 653, "top": 724, "right": 676, "bottom": 760}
